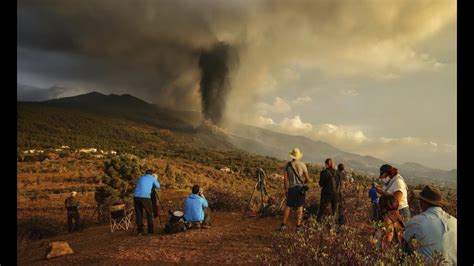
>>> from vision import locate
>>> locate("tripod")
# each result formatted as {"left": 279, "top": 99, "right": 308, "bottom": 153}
{"left": 242, "top": 169, "right": 268, "bottom": 219}
{"left": 152, "top": 188, "right": 168, "bottom": 228}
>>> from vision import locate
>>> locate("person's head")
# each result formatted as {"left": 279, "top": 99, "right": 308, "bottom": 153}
{"left": 71, "top": 191, "right": 77, "bottom": 197}
{"left": 289, "top": 148, "right": 303, "bottom": 161}
{"left": 372, "top": 182, "right": 377, "bottom": 187}
{"left": 337, "top": 163, "right": 345, "bottom": 171}
{"left": 325, "top": 158, "right": 334, "bottom": 169}
{"left": 145, "top": 169, "right": 153, "bottom": 175}
{"left": 413, "top": 185, "right": 446, "bottom": 212}
{"left": 192, "top": 185, "right": 200, "bottom": 195}
{"left": 379, "top": 164, "right": 398, "bottom": 182}
{"left": 379, "top": 194, "right": 399, "bottom": 214}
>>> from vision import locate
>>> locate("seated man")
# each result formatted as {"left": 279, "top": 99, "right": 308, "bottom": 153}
{"left": 183, "top": 185, "right": 210, "bottom": 229}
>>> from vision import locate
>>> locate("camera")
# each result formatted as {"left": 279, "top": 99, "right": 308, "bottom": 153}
{"left": 300, "top": 185, "right": 309, "bottom": 195}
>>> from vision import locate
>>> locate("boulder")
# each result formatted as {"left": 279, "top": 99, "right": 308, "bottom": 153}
{"left": 45, "top": 241, "right": 74, "bottom": 259}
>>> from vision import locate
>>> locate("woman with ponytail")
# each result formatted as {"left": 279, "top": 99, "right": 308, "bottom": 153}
{"left": 375, "top": 164, "right": 411, "bottom": 220}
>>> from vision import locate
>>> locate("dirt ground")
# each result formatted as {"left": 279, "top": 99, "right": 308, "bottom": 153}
{"left": 17, "top": 212, "right": 284, "bottom": 265}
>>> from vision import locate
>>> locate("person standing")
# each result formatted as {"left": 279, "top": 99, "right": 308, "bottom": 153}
{"left": 376, "top": 164, "right": 411, "bottom": 220}
{"left": 403, "top": 185, "right": 457, "bottom": 264}
{"left": 134, "top": 169, "right": 161, "bottom": 235}
{"left": 316, "top": 158, "right": 342, "bottom": 223}
{"left": 369, "top": 182, "right": 380, "bottom": 221}
{"left": 65, "top": 191, "right": 81, "bottom": 232}
{"left": 279, "top": 148, "right": 309, "bottom": 232}
{"left": 337, "top": 163, "right": 348, "bottom": 189}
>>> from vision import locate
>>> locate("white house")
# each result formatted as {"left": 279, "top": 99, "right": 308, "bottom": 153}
{"left": 79, "top": 148, "right": 97, "bottom": 153}
{"left": 220, "top": 167, "right": 232, "bottom": 173}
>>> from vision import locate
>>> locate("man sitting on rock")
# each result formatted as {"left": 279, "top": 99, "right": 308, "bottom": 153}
{"left": 183, "top": 185, "right": 211, "bottom": 229}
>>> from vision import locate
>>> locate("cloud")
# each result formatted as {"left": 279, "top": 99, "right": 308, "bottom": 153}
{"left": 340, "top": 89, "right": 359, "bottom": 97}
{"left": 278, "top": 115, "right": 313, "bottom": 133}
{"left": 312, "top": 123, "right": 367, "bottom": 144}
{"left": 256, "top": 97, "right": 291, "bottom": 115}
{"left": 292, "top": 96, "right": 312, "bottom": 104}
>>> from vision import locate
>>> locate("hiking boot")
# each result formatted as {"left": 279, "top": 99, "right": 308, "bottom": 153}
{"left": 279, "top": 223, "right": 287, "bottom": 232}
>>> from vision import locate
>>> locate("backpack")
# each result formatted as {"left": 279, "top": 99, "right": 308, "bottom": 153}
{"left": 163, "top": 211, "right": 187, "bottom": 234}
{"left": 323, "top": 169, "right": 339, "bottom": 196}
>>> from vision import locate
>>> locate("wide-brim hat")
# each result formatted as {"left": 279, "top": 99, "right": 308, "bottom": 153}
{"left": 289, "top": 148, "right": 303, "bottom": 160}
{"left": 413, "top": 185, "right": 447, "bottom": 207}
{"left": 173, "top": 211, "right": 184, "bottom": 217}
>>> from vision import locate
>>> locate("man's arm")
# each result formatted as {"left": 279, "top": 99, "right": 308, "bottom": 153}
{"left": 201, "top": 197, "right": 209, "bottom": 208}
{"left": 283, "top": 171, "right": 289, "bottom": 196}
{"left": 153, "top": 178, "right": 161, "bottom": 189}
{"left": 319, "top": 172, "right": 325, "bottom": 187}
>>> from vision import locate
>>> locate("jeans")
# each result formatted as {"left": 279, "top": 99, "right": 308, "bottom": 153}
{"left": 317, "top": 194, "right": 340, "bottom": 223}
{"left": 67, "top": 210, "right": 81, "bottom": 232}
{"left": 399, "top": 207, "right": 411, "bottom": 220}
{"left": 134, "top": 197, "right": 154, "bottom": 234}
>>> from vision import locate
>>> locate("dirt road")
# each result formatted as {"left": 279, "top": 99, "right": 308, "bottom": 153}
{"left": 17, "top": 212, "right": 282, "bottom": 265}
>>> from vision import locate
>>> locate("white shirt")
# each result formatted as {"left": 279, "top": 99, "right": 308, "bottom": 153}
{"left": 383, "top": 174, "right": 409, "bottom": 209}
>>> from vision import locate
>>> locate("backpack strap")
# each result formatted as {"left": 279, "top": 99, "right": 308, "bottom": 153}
{"left": 287, "top": 161, "right": 304, "bottom": 185}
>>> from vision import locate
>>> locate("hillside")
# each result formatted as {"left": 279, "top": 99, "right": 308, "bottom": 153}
{"left": 227, "top": 124, "right": 456, "bottom": 188}
{"left": 17, "top": 91, "right": 456, "bottom": 188}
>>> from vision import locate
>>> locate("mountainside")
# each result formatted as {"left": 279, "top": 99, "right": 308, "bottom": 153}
{"left": 226, "top": 124, "right": 456, "bottom": 188}
{"left": 17, "top": 91, "right": 456, "bottom": 187}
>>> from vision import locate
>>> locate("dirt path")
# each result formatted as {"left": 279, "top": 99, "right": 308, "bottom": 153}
{"left": 17, "top": 212, "right": 282, "bottom": 265}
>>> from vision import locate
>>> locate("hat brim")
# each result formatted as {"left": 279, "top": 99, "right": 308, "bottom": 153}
{"left": 289, "top": 153, "right": 303, "bottom": 160}
{"left": 413, "top": 190, "right": 447, "bottom": 207}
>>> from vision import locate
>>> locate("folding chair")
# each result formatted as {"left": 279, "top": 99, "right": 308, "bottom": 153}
{"left": 109, "top": 204, "right": 134, "bottom": 233}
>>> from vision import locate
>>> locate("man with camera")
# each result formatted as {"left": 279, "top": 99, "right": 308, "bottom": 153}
{"left": 316, "top": 158, "right": 342, "bottom": 224}
{"left": 183, "top": 185, "right": 211, "bottom": 229}
{"left": 279, "top": 148, "right": 309, "bottom": 232}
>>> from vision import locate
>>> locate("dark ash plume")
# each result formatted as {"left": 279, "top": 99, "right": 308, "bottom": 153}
{"left": 198, "top": 42, "right": 238, "bottom": 125}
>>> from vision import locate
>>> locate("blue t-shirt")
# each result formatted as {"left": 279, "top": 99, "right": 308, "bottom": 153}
{"left": 368, "top": 187, "right": 379, "bottom": 203}
{"left": 183, "top": 194, "right": 208, "bottom": 222}
{"left": 134, "top": 174, "right": 160, "bottom": 198}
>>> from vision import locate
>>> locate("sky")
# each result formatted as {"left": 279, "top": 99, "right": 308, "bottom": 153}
{"left": 17, "top": 0, "right": 456, "bottom": 170}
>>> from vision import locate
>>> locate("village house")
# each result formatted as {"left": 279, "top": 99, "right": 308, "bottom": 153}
{"left": 79, "top": 148, "right": 97, "bottom": 153}
{"left": 220, "top": 167, "right": 232, "bottom": 173}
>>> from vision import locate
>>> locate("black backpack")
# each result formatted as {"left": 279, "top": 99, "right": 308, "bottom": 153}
{"left": 163, "top": 211, "right": 187, "bottom": 234}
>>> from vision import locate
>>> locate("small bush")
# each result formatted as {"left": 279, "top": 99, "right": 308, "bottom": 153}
{"left": 28, "top": 190, "right": 50, "bottom": 200}
{"left": 18, "top": 216, "right": 62, "bottom": 240}
{"left": 205, "top": 186, "right": 246, "bottom": 211}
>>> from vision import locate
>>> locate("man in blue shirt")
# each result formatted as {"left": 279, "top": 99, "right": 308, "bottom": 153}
{"left": 133, "top": 169, "right": 161, "bottom": 235}
{"left": 403, "top": 185, "right": 456, "bottom": 264}
{"left": 368, "top": 182, "right": 380, "bottom": 221}
{"left": 183, "top": 185, "right": 210, "bottom": 229}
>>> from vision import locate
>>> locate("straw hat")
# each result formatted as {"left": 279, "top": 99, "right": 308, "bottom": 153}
{"left": 289, "top": 148, "right": 303, "bottom": 160}
{"left": 413, "top": 185, "right": 447, "bottom": 207}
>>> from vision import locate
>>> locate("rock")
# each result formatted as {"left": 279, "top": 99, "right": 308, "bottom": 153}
{"left": 45, "top": 241, "right": 74, "bottom": 259}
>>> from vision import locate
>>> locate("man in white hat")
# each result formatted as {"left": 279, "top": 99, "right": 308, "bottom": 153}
{"left": 403, "top": 185, "right": 457, "bottom": 264}
{"left": 280, "top": 148, "right": 309, "bottom": 232}
{"left": 65, "top": 191, "right": 81, "bottom": 232}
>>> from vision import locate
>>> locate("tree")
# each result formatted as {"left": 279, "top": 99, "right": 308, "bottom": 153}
{"left": 94, "top": 154, "right": 142, "bottom": 222}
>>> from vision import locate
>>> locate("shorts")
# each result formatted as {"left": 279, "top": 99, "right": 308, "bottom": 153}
{"left": 287, "top": 186, "right": 305, "bottom": 208}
